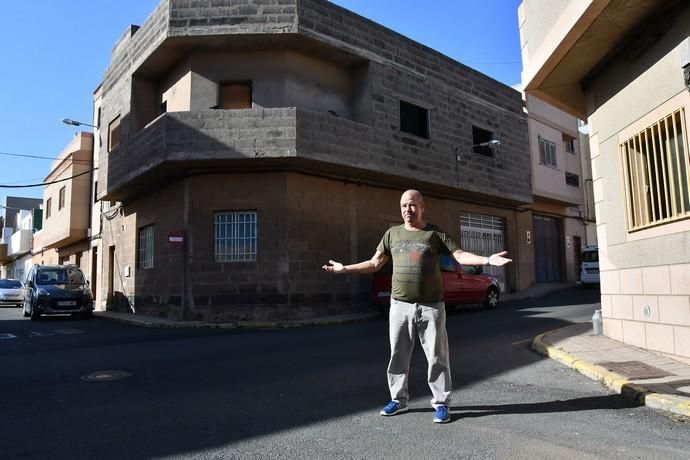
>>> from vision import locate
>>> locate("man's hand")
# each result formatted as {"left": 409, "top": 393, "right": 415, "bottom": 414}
{"left": 322, "top": 260, "right": 346, "bottom": 273}
{"left": 488, "top": 251, "right": 512, "bottom": 266}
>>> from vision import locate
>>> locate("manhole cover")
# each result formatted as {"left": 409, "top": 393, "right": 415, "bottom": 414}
{"left": 596, "top": 361, "right": 674, "bottom": 379}
{"left": 81, "top": 370, "right": 131, "bottom": 382}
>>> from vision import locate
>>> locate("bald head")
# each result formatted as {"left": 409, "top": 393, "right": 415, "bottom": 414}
{"left": 401, "top": 189, "right": 424, "bottom": 204}
{"left": 400, "top": 189, "right": 426, "bottom": 229}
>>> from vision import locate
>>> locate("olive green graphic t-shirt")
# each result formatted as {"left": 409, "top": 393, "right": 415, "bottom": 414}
{"left": 376, "top": 224, "right": 460, "bottom": 303}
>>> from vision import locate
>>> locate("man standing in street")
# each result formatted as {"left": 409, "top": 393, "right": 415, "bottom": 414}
{"left": 322, "top": 189, "right": 511, "bottom": 423}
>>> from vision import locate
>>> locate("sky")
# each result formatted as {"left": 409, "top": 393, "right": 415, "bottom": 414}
{"left": 0, "top": 0, "right": 523, "bottom": 207}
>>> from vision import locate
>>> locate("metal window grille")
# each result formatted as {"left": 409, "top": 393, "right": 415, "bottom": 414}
{"left": 539, "top": 137, "right": 557, "bottom": 167}
{"left": 460, "top": 213, "right": 506, "bottom": 292}
{"left": 215, "top": 211, "right": 257, "bottom": 262}
{"left": 620, "top": 108, "right": 690, "bottom": 231}
{"left": 138, "top": 225, "right": 154, "bottom": 269}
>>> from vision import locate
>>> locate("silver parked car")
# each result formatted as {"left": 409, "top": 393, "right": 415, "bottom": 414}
{"left": 0, "top": 279, "right": 24, "bottom": 307}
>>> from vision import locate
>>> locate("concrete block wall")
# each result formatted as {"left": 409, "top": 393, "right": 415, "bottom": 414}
{"left": 168, "top": 0, "right": 298, "bottom": 35}
{"left": 297, "top": 0, "right": 531, "bottom": 203}
{"left": 99, "top": 0, "right": 530, "bottom": 205}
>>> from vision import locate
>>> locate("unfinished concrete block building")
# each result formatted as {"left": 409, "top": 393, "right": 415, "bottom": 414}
{"left": 94, "top": 0, "right": 530, "bottom": 321}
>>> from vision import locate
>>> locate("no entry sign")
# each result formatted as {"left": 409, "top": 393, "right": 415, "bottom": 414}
{"left": 168, "top": 231, "right": 185, "bottom": 248}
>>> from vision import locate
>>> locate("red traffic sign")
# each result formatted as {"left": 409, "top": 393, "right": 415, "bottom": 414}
{"left": 168, "top": 231, "right": 185, "bottom": 248}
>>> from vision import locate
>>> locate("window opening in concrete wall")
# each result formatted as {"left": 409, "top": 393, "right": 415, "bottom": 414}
{"left": 620, "top": 108, "right": 690, "bottom": 231}
{"left": 214, "top": 211, "right": 257, "bottom": 262}
{"left": 108, "top": 115, "right": 120, "bottom": 152}
{"left": 563, "top": 133, "right": 576, "bottom": 153}
{"left": 472, "top": 126, "right": 495, "bottom": 156}
{"left": 538, "top": 136, "right": 557, "bottom": 167}
{"left": 137, "top": 224, "right": 155, "bottom": 269}
{"left": 58, "top": 186, "right": 66, "bottom": 210}
{"left": 565, "top": 172, "right": 580, "bottom": 187}
{"left": 220, "top": 81, "right": 252, "bottom": 109}
{"left": 46, "top": 198, "right": 52, "bottom": 219}
{"left": 400, "top": 100, "right": 429, "bottom": 139}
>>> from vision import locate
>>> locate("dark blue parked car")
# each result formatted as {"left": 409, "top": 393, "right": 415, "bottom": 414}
{"left": 23, "top": 265, "right": 94, "bottom": 320}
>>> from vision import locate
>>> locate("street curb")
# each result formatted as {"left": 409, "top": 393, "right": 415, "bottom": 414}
{"left": 532, "top": 328, "right": 690, "bottom": 418}
{"left": 94, "top": 311, "right": 380, "bottom": 330}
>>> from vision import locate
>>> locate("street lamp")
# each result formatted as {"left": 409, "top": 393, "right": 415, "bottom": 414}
{"left": 61, "top": 118, "right": 97, "bottom": 128}
{"left": 472, "top": 139, "right": 501, "bottom": 148}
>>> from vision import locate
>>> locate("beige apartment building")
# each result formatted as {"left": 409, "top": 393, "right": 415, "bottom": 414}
{"left": 91, "top": 0, "right": 532, "bottom": 321}
{"left": 520, "top": 0, "right": 690, "bottom": 360}
{"left": 0, "top": 196, "right": 43, "bottom": 281}
{"left": 514, "top": 90, "right": 596, "bottom": 290}
{"left": 33, "top": 132, "right": 95, "bottom": 284}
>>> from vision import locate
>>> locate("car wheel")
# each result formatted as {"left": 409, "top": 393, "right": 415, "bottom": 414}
{"left": 30, "top": 303, "right": 40, "bottom": 321}
{"left": 483, "top": 286, "right": 500, "bottom": 309}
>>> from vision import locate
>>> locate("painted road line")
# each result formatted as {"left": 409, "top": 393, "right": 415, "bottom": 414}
{"left": 0, "top": 333, "right": 17, "bottom": 340}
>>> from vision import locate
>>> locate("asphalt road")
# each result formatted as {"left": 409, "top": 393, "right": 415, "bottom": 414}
{"left": 1, "top": 287, "right": 688, "bottom": 459}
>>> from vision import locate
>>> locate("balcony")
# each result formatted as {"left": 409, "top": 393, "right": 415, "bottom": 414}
{"left": 101, "top": 108, "right": 298, "bottom": 200}
{"left": 101, "top": 108, "right": 532, "bottom": 205}
{"left": 8, "top": 229, "right": 31, "bottom": 258}
{"left": 41, "top": 133, "right": 92, "bottom": 249}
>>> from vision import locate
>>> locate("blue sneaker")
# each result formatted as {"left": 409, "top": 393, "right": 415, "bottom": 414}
{"left": 380, "top": 400, "right": 408, "bottom": 416}
{"left": 433, "top": 405, "right": 450, "bottom": 423}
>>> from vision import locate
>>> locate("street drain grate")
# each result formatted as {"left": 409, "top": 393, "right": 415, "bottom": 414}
{"left": 81, "top": 370, "right": 131, "bottom": 382}
{"left": 596, "top": 361, "right": 674, "bottom": 379}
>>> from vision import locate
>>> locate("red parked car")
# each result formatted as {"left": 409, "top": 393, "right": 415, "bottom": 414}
{"left": 371, "top": 255, "right": 501, "bottom": 315}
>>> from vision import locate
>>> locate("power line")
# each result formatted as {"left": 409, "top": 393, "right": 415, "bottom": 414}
{"left": 0, "top": 168, "right": 96, "bottom": 188}
{"left": 0, "top": 150, "right": 93, "bottom": 164}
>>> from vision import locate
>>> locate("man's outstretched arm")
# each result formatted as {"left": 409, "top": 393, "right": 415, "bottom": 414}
{"left": 453, "top": 249, "right": 512, "bottom": 267}
{"left": 322, "top": 251, "right": 389, "bottom": 274}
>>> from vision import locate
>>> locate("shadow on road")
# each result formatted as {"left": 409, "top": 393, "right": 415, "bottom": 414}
{"left": 1, "top": 286, "right": 612, "bottom": 458}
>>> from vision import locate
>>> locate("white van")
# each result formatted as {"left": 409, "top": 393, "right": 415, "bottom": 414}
{"left": 579, "top": 246, "right": 600, "bottom": 285}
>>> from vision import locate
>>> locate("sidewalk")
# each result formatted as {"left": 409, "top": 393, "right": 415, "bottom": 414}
{"left": 94, "top": 282, "right": 572, "bottom": 329}
{"left": 533, "top": 323, "right": 690, "bottom": 418}
{"left": 94, "top": 310, "right": 380, "bottom": 330}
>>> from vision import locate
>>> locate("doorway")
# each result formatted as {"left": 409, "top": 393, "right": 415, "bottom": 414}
{"left": 533, "top": 214, "right": 562, "bottom": 283}
{"left": 108, "top": 245, "right": 115, "bottom": 307}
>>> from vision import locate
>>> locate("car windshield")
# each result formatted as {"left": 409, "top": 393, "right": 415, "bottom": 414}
{"left": 36, "top": 267, "right": 86, "bottom": 285}
{"left": 0, "top": 279, "right": 22, "bottom": 289}
{"left": 582, "top": 250, "right": 599, "bottom": 263}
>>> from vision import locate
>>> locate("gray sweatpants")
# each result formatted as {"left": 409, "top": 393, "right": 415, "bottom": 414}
{"left": 387, "top": 298, "right": 452, "bottom": 408}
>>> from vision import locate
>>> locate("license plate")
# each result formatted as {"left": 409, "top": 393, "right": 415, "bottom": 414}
{"left": 57, "top": 300, "right": 77, "bottom": 307}
{"left": 377, "top": 291, "right": 391, "bottom": 297}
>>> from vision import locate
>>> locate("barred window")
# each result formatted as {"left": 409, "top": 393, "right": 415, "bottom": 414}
{"left": 138, "top": 225, "right": 155, "bottom": 269}
{"left": 215, "top": 211, "right": 257, "bottom": 262}
{"left": 620, "top": 108, "right": 689, "bottom": 231}
{"left": 539, "top": 137, "right": 557, "bottom": 167}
